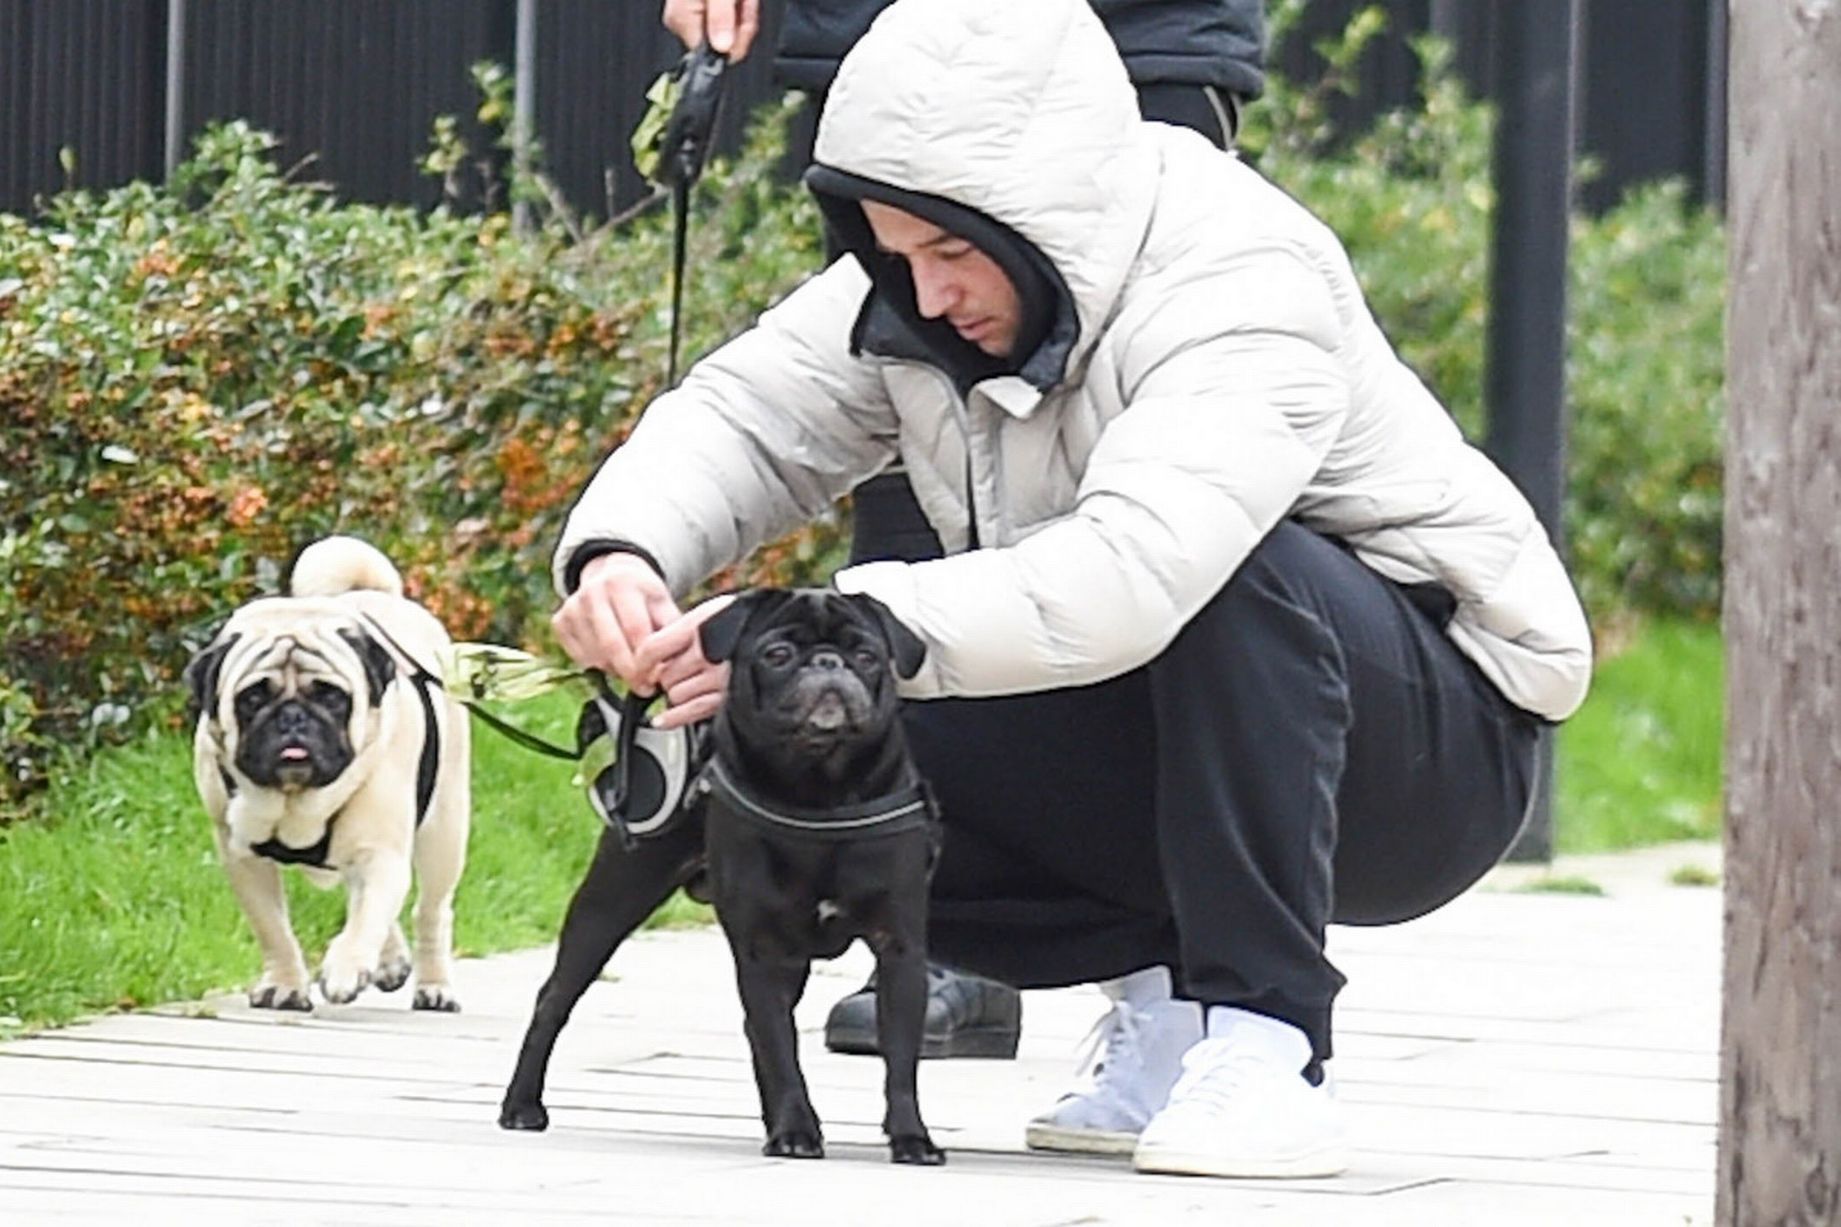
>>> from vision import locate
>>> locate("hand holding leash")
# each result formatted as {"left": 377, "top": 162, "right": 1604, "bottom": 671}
{"left": 661, "top": 0, "right": 760, "bottom": 61}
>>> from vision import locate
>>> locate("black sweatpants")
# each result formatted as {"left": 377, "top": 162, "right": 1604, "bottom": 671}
{"left": 850, "top": 493, "right": 1541, "bottom": 1063}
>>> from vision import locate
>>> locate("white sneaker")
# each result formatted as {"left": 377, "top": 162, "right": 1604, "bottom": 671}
{"left": 1025, "top": 972, "right": 1202, "bottom": 1155}
{"left": 1132, "top": 1011, "right": 1348, "bottom": 1179}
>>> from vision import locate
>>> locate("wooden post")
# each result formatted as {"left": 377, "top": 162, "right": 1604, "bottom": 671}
{"left": 1720, "top": 2, "right": 1841, "bottom": 1224}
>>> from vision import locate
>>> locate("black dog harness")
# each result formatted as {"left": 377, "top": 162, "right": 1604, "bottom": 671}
{"left": 243, "top": 619, "right": 444, "bottom": 869}
{"left": 697, "top": 756, "right": 936, "bottom": 843}
{"left": 251, "top": 819, "right": 339, "bottom": 868}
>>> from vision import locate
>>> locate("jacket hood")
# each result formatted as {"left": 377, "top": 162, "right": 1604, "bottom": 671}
{"left": 807, "top": 0, "right": 1160, "bottom": 391}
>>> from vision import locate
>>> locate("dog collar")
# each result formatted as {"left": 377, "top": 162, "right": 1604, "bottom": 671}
{"left": 697, "top": 757, "right": 935, "bottom": 842}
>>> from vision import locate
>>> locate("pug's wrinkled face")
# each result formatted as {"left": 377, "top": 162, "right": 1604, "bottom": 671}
{"left": 700, "top": 589, "right": 927, "bottom": 788}
{"left": 231, "top": 658, "right": 357, "bottom": 791}
{"left": 747, "top": 596, "right": 899, "bottom": 751}
{"left": 188, "top": 621, "right": 396, "bottom": 794}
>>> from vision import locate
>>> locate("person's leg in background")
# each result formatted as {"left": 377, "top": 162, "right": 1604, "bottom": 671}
{"left": 894, "top": 674, "right": 1204, "bottom": 1144}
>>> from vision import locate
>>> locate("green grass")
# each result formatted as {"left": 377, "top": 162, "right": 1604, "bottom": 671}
{"left": 1555, "top": 617, "right": 1723, "bottom": 853}
{"left": 1668, "top": 863, "right": 1721, "bottom": 888}
{"left": 1, "top": 616, "right": 1722, "bottom": 1035}
{"left": 1514, "top": 874, "right": 1606, "bottom": 897}
{"left": 0, "top": 690, "right": 707, "bottom": 1034}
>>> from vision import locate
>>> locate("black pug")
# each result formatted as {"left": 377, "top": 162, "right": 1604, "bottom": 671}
{"left": 500, "top": 587, "right": 946, "bottom": 1165}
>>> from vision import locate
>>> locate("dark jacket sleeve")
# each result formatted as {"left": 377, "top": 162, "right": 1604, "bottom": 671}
{"left": 773, "top": 0, "right": 1264, "bottom": 97}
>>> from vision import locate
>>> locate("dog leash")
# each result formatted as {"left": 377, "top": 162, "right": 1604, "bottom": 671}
{"left": 410, "top": 60, "right": 731, "bottom": 835}
{"left": 498, "top": 41, "right": 730, "bottom": 845}
{"left": 635, "top": 41, "right": 729, "bottom": 389}
{"left": 356, "top": 616, "right": 576, "bottom": 760}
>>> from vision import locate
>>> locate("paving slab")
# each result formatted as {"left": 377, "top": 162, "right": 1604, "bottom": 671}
{"left": 0, "top": 841, "right": 1721, "bottom": 1225}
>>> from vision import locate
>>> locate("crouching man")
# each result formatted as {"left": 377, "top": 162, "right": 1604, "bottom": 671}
{"left": 551, "top": 0, "right": 1591, "bottom": 1178}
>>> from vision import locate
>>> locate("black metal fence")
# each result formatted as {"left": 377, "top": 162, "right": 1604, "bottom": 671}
{"left": 1, "top": 0, "right": 1723, "bottom": 219}
{"left": 0, "top": 0, "right": 784, "bottom": 217}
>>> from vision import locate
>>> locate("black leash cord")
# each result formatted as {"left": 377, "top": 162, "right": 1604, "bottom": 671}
{"left": 463, "top": 676, "right": 655, "bottom": 768}
{"left": 668, "top": 173, "right": 690, "bottom": 389}
{"left": 356, "top": 614, "right": 581, "bottom": 761}
{"left": 463, "top": 699, "right": 579, "bottom": 761}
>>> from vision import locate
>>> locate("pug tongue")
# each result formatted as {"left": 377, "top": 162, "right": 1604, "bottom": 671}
{"left": 280, "top": 746, "right": 310, "bottom": 762}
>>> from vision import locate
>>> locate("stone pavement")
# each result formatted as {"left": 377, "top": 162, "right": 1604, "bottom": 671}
{"left": 0, "top": 842, "right": 1722, "bottom": 1226}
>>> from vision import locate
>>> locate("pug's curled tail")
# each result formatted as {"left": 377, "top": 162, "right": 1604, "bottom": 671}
{"left": 288, "top": 535, "right": 406, "bottom": 599}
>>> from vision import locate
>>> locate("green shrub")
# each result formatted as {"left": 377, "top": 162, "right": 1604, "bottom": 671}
{"left": 1565, "top": 184, "right": 1724, "bottom": 623}
{"left": 0, "top": 106, "right": 838, "bottom": 813}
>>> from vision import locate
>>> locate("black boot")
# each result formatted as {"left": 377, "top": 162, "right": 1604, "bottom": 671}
{"left": 824, "top": 965, "right": 1021, "bottom": 1058}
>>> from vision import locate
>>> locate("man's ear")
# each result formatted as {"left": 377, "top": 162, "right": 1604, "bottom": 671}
{"left": 850, "top": 593, "right": 927, "bottom": 680}
{"left": 698, "top": 589, "right": 787, "bottom": 663}
{"left": 182, "top": 632, "right": 240, "bottom": 723}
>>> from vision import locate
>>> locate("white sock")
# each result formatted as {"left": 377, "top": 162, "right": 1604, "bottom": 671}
{"left": 1204, "top": 1005, "right": 1313, "bottom": 1077}
{"left": 1102, "top": 965, "right": 1175, "bottom": 1008}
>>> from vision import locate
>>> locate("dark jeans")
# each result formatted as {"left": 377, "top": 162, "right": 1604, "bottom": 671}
{"left": 854, "top": 510, "right": 1541, "bottom": 1063}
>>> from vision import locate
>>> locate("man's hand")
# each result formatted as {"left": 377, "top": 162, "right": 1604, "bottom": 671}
{"left": 662, "top": 0, "right": 761, "bottom": 60}
{"left": 634, "top": 594, "right": 736, "bottom": 730}
{"left": 551, "top": 552, "right": 681, "bottom": 693}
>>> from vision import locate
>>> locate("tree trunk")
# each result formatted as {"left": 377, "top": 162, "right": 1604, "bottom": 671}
{"left": 1720, "top": 2, "right": 1841, "bottom": 1224}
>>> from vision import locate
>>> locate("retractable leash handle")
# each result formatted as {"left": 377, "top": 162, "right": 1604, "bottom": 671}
{"left": 656, "top": 42, "right": 728, "bottom": 192}
{"left": 578, "top": 675, "right": 700, "bottom": 848}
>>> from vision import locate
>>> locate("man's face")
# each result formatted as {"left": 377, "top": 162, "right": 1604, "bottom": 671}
{"left": 862, "top": 200, "right": 1021, "bottom": 358}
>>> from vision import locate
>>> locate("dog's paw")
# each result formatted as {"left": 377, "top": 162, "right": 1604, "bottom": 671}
{"left": 373, "top": 956, "right": 413, "bottom": 993}
{"left": 315, "top": 963, "right": 372, "bottom": 1006}
{"left": 412, "top": 984, "right": 461, "bottom": 1013}
{"left": 763, "top": 1130, "right": 825, "bottom": 1160}
{"left": 890, "top": 1135, "right": 946, "bottom": 1166}
{"left": 249, "top": 982, "right": 313, "bottom": 1012}
{"left": 498, "top": 1100, "right": 550, "bottom": 1132}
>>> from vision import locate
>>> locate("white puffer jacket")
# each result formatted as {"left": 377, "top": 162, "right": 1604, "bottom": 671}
{"left": 556, "top": 0, "right": 1593, "bottom": 721}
